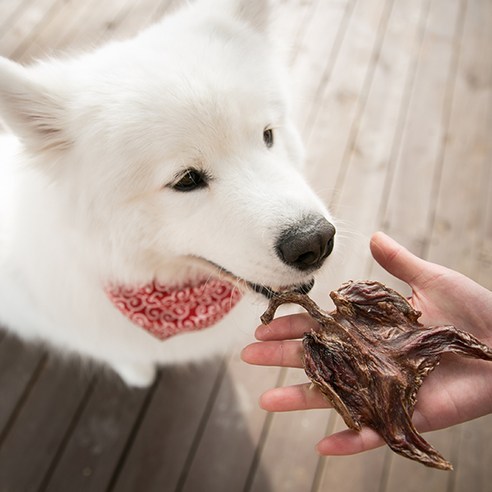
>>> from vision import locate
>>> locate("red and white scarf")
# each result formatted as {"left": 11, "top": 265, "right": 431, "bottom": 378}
{"left": 106, "top": 278, "right": 242, "bottom": 340}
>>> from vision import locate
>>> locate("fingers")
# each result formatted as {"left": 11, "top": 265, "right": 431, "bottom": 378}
{"left": 316, "top": 427, "right": 384, "bottom": 456}
{"left": 370, "top": 231, "right": 428, "bottom": 287}
{"left": 243, "top": 314, "right": 314, "bottom": 368}
{"left": 241, "top": 340, "right": 304, "bottom": 368}
{"left": 259, "top": 383, "right": 331, "bottom": 412}
{"left": 260, "top": 382, "right": 387, "bottom": 456}
{"left": 254, "top": 312, "right": 319, "bottom": 341}
{"left": 258, "top": 382, "right": 387, "bottom": 456}
{"left": 246, "top": 309, "right": 321, "bottom": 368}
{"left": 260, "top": 382, "right": 412, "bottom": 457}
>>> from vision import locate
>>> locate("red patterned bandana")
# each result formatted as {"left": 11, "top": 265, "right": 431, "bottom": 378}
{"left": 105, "top": 278, "right": 242, "bottom": 340}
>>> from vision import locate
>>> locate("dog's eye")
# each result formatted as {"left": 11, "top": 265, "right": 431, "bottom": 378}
{"left": 172, "top": 169, "right": 208, "bottom": 192}
{"left": 263, "top": 128, "right": 274, "bottom": 148}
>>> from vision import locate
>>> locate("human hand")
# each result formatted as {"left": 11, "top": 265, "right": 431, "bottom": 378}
{"left": 241, "top": 231, "right": 492, "bottom": 456}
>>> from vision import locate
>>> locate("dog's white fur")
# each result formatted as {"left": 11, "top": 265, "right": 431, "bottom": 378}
{"left": 0, "top": 0, "right": 333, "bottom": 386}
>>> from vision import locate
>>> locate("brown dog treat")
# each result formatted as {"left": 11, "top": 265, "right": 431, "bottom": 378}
{"left": 261, "top": 280, "right": 492, "bottom": 470}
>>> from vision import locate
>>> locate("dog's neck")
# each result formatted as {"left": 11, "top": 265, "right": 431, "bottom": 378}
{"left": 105, "top": 278, "right": 242, "bottom": 339}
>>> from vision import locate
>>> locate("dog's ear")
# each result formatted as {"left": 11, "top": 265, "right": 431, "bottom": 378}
{"left": 0, "top": 57, "right": 71, "bottom": 154}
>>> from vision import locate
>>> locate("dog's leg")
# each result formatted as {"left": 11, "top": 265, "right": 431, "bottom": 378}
{"left": 112, "top": 361, "right": 157, "bottom": 388}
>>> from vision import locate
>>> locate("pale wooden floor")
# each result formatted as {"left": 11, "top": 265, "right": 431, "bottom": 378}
{"left": 0, "top": 1, "right": 491, "bottom": 491}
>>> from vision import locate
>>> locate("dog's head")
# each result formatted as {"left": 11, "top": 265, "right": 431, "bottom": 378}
{"left": 0, "top": 0, "right": 335, "bottom": 298}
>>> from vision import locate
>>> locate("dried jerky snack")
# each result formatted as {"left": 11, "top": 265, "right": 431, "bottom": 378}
{"left": 260, "top": 280, "right": 492, "bottom": 470}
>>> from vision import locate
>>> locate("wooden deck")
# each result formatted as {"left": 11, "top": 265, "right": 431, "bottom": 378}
{"left": 0, "top": 0, "right": 491, "bottom": 491}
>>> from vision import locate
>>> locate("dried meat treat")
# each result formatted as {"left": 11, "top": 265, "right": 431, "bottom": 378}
{"left": 260, "top": 280, "right": 492, "bottom": 470}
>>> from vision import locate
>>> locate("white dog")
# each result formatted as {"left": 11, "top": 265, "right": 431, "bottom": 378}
{"left": 0, "top": 0, "right": 335, "bottom": 386}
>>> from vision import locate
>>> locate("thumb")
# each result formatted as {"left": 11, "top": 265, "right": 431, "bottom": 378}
{"left": 370, "top": 232, "right": 428, "bottom": 286}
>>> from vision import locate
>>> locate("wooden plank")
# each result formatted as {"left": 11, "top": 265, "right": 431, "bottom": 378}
{"left": 453, "top": 415, "right": 492, "bottom": 492}
{"left": 247, "top": 374, "right": 335, "bottom": 492}
{"left": 31, "top": 0, "right": 171, "bottom": 63}
{"left": 377, "top": 0, "right": 465, "bottom": 259}
{"left": 426, "top": 0, "right": 492, "bottom": 277}
{"left": 311, "top": 0, "right": 429, "bottom": 300}
{"left": 109, "top": 359, "right": 225, "bottom": 492}
{"left": 477, "top": 148, "right": 492, "bottom": 290}
{"left": 0, "top": 0, "right": 25, "bottom": 23}
{"left": 315, "top": 415, "right": 388, "bottom": 492}
{"left": 39, "top": 0, "right": 121, "bottom": 55}
{"left": 298, "top": 0, "right": 357, "bottom": 135}
{"left": 0, "top": 0, "right": 33, "bottom": 39}
{"left": 330, "top": 0, "right": 425, "bottom": 209}
{"left": 285, "top": 0, "right": 322, "bottom": 67}
{"left": 178, "top": 349, "right": 281, "bottom": 492}
{"left": 0, "top": 0, "right": 65, "bottom": 60}
{"left": 41, "top": 376, "right": 149, "bottom": 492}
{"left": 16, "top": 0, "right": 86, "bottom": 62}
{"left": 271, "top": 0, "right": 319, "bottom": 66}
{"left": 367, "top": 0, "right": 464, "bottom": 293}
{"left": 94, "top": 0, "right": 178, "bottom": 49}
{"left": 289, "top": 0, "right": 352, "bottom": 134}
{"left": 475, "top": 42, "right": 492, "bottom": 291}
{"left": 0, "top": 335, "right": 45, "bottom": 440}
{"left": 16, "top": 0, "right": 174, "bottom": 62}
{"left": 112, "top": 0, "right": 174, "bottom": 36}
{"left": 0, "top": 355, "right": 92, "bottom": 491}
{"left": 152, "top": 0, "right": 182, "bottom": 24}
{"left": 302, "top": 0, "right": 394, "bottom": 203}
{"left": 15, "top": 0, "right": 103, "bottom": 62}
{"left": 45, "top": 0, "right": 144, "bottom": 56}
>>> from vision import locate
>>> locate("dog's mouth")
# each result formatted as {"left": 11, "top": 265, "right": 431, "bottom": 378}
{"left": 247, "top": 278, "right": 315, "bottom": 299}
{"left": 194, "top": 257, "right": 315, "bottom": 299}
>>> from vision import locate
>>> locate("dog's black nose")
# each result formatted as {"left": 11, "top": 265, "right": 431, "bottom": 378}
{"left": 275, "top": 215, "right": 335, "bottom": 271}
